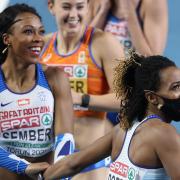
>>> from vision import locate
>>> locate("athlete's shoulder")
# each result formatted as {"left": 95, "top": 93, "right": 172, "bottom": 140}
{"left": 92, "top": 28, "right": 115, "bottom": 41}
{"left": 91, "top": 27, "right": 120, "bottom": 47}
{"left": 143, "top": 120, "right": 179, "bottom": 150}
{"left": 91, "top": 27, "right": 123, "bottom": 55}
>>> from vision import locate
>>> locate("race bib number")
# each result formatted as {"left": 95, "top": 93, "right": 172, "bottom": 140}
{"left": 60, "top": 64, "right": 88, "bottom": 93}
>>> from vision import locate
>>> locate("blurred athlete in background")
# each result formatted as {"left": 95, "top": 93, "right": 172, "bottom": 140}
{"left": 40, "top": 0, "right": 124, "bottom": 179}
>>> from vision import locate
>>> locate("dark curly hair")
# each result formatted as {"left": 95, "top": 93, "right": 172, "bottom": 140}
{"left": 114, "top": 50, "right": 176, "bottom": 129}
{"left": 0, "top": 3, "right": 42, "bottom": 64}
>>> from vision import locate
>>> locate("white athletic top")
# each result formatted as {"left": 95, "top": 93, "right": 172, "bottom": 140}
{"left": 108, "top": 116, "right": 170, "bottom": 180}
{"left": 0, "top": 64, "right": 54, "bottom": 157}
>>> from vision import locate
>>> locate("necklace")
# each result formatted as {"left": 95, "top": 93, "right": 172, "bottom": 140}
{"left": 144, "top": 114, "right": 163, "bottom": 121}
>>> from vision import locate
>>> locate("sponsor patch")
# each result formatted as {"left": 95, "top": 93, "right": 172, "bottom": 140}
{"left": 0, "top": 101, "right": 13, "bottom": 107}
{"left": 78, "top": 51, "right": 86, "bottom": 63}
{"left": 41, "top": 114, "right": 53, "bottom": 126}
{"left": 110, "top": 161, "right": 129, "bottom": 178}
{"left": 17, "top": 99, "right": 30, "bottom": 106}
{"left": 60, "top": 64, "right": 87, "bottom": 78}
{"left": 60, "top": 64, "right": 88, "bottom": 93}
{"left": 128, "top": 168, "right": 136, "bottom": 180}
{"left": 0, "top": 115, "right": 40, "bottom": 132}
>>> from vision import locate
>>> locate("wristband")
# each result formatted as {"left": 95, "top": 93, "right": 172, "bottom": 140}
{"left": 0, "top": 147, "right": 30, "bottom": 174}
{"left": 54, "top": 133, "right": 75, "bottom": 180}
{"left": 81, "top": 94, "right": 90, "bottom": 108}
{"left": 54, "top": 133, "right": 75, "bottom": 163}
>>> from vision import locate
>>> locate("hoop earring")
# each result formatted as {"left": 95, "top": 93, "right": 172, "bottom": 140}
{"left": 157, "top": 104, "right": 163, "bottom": 110}
{"left": 2, "top": 44, "right": 10, "bottom": 54}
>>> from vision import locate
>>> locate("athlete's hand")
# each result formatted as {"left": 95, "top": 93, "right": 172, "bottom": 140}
{"left": 25, "top": 162, "right": 49, "bottom": 179}
{"left": 71, "top": 89, "right": 82, "bottom": 106}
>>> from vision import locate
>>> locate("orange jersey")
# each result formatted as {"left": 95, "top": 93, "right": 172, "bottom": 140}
{"left": 40, "top": 27, "right": 109, "bottom": 119}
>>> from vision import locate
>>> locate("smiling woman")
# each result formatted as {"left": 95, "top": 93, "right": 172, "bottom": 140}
{"left": 0, "top": 3, "right": 74, "bottom": 179}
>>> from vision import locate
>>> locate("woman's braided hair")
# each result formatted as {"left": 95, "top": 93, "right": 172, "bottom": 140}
{"left": 113, "top": 50, "right": 176, "bottom": 129}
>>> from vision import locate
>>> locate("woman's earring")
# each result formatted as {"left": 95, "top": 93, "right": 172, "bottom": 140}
{"left": 157, "top": 104, "right": 163, "bottom": 110}
{"left": 2, "top": 44, "right": 10, "bottom": 54}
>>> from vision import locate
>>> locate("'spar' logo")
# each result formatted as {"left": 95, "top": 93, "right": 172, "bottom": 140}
{"left": 41, "top": 114, "right": 52, "bottom": 126}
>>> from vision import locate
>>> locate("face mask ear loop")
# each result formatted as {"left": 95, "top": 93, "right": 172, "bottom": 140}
{"left": 144, "top": 90, "right": 164, "bottom": 108}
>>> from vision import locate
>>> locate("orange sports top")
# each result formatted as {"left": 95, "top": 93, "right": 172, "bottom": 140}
{"left": 40, "top": 27, "right": 109, "bottom": 119}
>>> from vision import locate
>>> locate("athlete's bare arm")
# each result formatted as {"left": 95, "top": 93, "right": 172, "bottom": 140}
{"left": 43, "top": 129, "right": 113, "bottom": 180}
{"left": 87, "top": 0, "right": 111, "bottom": 29}
{"left": 154, "top": 124, "right": 180, "bottom": 179}
{"left": 72, "top": 91, "right": 121, "bottom": 112}
{"left": 45, "top": 66, "right": 74, "bottom": 135}
{"left": 126, "top": 0, "right": 168, "bottom": 55}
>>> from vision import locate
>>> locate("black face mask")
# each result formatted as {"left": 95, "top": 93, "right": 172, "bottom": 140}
{"left": 160, "top": 97, "right": 180, "bottom": 121}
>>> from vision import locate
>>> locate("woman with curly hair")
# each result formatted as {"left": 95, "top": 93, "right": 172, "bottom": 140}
{"left": 44, "top": 51, "right": 180, "bottom": 179}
